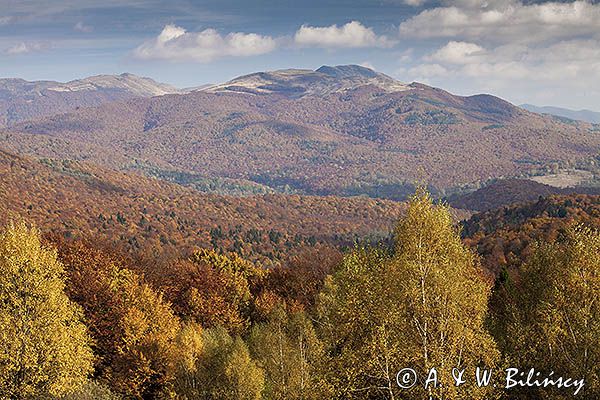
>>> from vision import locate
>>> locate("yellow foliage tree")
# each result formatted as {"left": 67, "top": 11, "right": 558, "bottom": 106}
{"left": 56, "top": 241, "right": 182, "bottom": 399}
{"left": 177, "top": 326, "right": 264, "bottom": 400}
{"left": 391, "top": 191, "right": 498, "bottom": 399}
{"left": 174, "top": 249, "right": 264, "bottom": 333}
{"left": 502, "top": 225, "right": 600, "bottom": 398}
{"left": 248, "top": 307, "right": 326, "bottom": 400}
{"left": 108, "top": 266, "right": 181, "bottom": 398}
{"left": 0, "top": 222, "right": 93, "bottom": 399}
{"left": 320, "top": 191, "right": 498, "bottom": 399}
{"left": 172, "top": 322, "right": 204, "bottom": 398}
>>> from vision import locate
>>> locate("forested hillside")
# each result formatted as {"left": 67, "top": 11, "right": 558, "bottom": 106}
{"left": 0, "top": 149, "right": 408, "bottom": 263}
{"left": 0, "top": 73, "right": 182, "bottom": 127}
{"left": 447, "top": 178, "right": 600, "bottom": 211}
{"left": 3, "top": 65, "right": 597, "bottom": 200}
{"left": 462, "top": 193, "right": 600, "bottom": 273}
{"left": 2, "top": 191, "right": 598, "bottom": 399}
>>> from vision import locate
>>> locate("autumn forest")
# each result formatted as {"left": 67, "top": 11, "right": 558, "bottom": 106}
{"left": 1, "top": 31, "right": 600, "bottom": 399}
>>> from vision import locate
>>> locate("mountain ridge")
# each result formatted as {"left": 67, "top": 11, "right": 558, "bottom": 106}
{"left": 2, "top": 65, "right": 597, "bottom": 200}
{"left": 521, "top": 103, "right": 600, "bottom": 124}
{"left": 0, "top": 73, "right": 184, "bottom": 127}
{"left": 202, "top": 64, "right": 410, "bottom": 97}
{"left": 447, "top": 178, "right": 600, "bottom": 212}
{"left": 0, "top": 73, "right": 182, "bottom": 96}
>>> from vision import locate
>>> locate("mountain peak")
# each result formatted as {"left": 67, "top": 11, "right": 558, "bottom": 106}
{"left": 0, "top": 73, "right": 183, "bottom": 127}
{"left": 203, "top": 64, "right": 408, "bottom": 97}
{"left": 316, "top": 64, "right": 379, "bottom": 79}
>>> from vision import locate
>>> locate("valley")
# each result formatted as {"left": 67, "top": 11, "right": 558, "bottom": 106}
{"left": 2, "top": 60, "right": 600, "bottom": 400}
{"left": 2, "top": 65, "right": 599, "bottom": 202}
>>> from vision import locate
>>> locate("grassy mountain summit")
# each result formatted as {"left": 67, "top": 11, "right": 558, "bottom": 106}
{"left": 202, "top": 64, "right": 410, "bottom": 97}
{"left": 0, "top": 73, "right": 183, "bottom": 127}
{"left": 2, "top": 65, "right": 598, "bottom": 200}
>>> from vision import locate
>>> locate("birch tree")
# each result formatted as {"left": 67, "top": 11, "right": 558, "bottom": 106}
{"left": 319, "top": 191, "right": 498, "bottom": 399}
{"left": 503, "top": 226, "right": 600, "bottom": 398}
{"left": 0, "top": 222, "right": 93, "bottom": 399}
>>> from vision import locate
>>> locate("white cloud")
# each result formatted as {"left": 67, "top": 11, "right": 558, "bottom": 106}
{"left": 408, "top": 63, "right": 450, "bottom": 78}
{"left": 399, "top": 1, "right": 600, "bottom": 44}
{"left": 403, "top": 0, "right": 428, "bottom": 6}
{"left": 404, "top": 38, "right": 600, "bottom": 107}
{"left": 427, "top": 41, "right": 484, "bottom": 64}
{"left": 397, "top": 48, "right": 414, "bottom": 63}
{"left": 0, "top": 16, "right": 14, "bottom": 25}
{"left": 5, "top": 41, "right": 49, "bottom": 55}
{"left": 294, "top": 21, "right": 394, "bottom": 48}
{"left": 74, "top": 21, "right": 93, "bottom": 33}
{"left": 133, "top": 24, "right": 277, "bottom": 62}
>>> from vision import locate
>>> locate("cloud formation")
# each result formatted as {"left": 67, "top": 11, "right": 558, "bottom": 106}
{"left": 402, "top": 0, "right": 427, "bottom": 6}
{"left": 5, "top": 42, "right": 49, "bottom": 55}
{"left": 399, "top": 0, "right": 600, "bottom": 44}
{"left": 405, "top": 37, "right": 600, "bottom": 106}
{"left": 74, "top": 21, "right": 93, "bottom": 33}
{"left": 394, "top": 1, "right": 600, "bottom": 108}
{"left": 133, "top": 24, "right": 277, "bottom": 62}
{"left": 294, "top": 21, "right": 394, "bottom": 48}
{"left": 426, "top": 41, "right": 484, "bottom": 65}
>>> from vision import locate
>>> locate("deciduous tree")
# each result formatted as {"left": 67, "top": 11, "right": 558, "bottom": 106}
{"left": 319, "top": 191, "right": 498, "bottom": 399}
{"left": 178, "top": 326, "right": 264, "bottom": 400}
{"left": 0, "top": 222, "right": 93, "bottom": 399}
{"left": 57, "top": 241, "right": 181, "bottom": 399}
{"left": 500, "top": 226, "right": 600, "bottom": 398}
{"left": 248, "top": 307, "right": 325, "bottom": 400}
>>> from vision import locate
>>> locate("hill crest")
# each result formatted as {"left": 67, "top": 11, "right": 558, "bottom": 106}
{"left": 202, "top": 64, "right": 410, "bottom": 97}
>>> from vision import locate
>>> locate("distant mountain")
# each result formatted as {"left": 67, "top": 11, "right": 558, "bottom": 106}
{"left": 447, "top": 178, "right": 600, "bottom": 212}
{"left": 0, "top": 73, "right": 183, "bottom": 127}
{"left": 2, "top": 65, "right": 597, "bottom": 200}
{"left": 521, "top": 104, "right": 600, "bottom": 124}
{"left": 203, "top": 64, "right": 410, "bottom": 97}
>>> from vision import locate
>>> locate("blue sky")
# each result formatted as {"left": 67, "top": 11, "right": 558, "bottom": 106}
{"left": 2, "top": 0, "right": 600, "bottom": 110}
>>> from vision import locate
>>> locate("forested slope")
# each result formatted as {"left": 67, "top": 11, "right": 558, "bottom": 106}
{"left": 0, "top": 149, "right": 407, "bottom": 263}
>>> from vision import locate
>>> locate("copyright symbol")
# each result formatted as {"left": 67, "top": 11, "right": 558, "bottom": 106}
{"left": 396, "top": 368, "right": 417, "bottom": 389}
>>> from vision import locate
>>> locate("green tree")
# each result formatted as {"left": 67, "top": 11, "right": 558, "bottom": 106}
{"left": 0, "top": 222, "right": 93, "bottom": 399}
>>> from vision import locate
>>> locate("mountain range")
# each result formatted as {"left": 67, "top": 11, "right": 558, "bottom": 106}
{"left": 1, "top": 65, "right": 599, "bottom": 202}
{"left": 521, "top": 104, "right": 600, "bottom": 124}
{"left": 0, "top": 73, "right": 183, "bottom": 127}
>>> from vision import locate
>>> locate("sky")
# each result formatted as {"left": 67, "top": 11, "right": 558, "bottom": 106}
{"left": 1, "top": 0, "right": 600, "bottom": 110}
